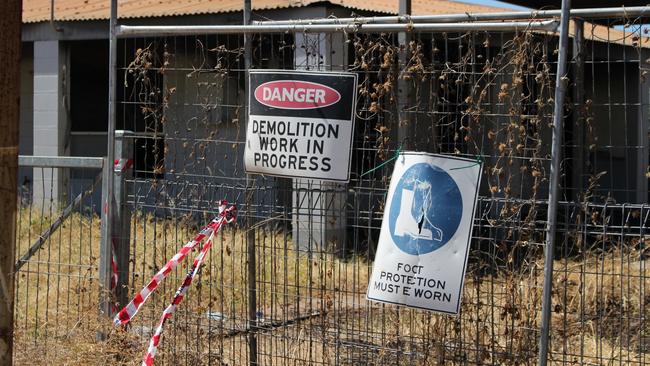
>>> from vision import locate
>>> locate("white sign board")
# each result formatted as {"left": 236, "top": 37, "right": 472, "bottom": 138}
{"left": 244, "top": 70, "right": 358, "bottom": 182}
{"left": 366, "top": 152, "right": 482, "bottom": 314}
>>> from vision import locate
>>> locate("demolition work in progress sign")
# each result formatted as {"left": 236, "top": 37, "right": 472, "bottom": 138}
{"left": 367, "top": 152, "right": 482, "bottom": 314}
{"left": 244, "top": 70, "right": 358, "bottom": 181}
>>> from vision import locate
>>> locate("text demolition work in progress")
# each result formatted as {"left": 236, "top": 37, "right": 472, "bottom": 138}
{"left": 250, "top": 118, "right": 341, "bottom": 172}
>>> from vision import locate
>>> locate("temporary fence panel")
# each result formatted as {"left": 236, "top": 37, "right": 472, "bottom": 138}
{"left": 13, "top": 7, "right": 650, "bottom": 366}
{"left": 13, "top": 156, "right": 105, "bottom": 364}
{"left": 113, "top": 12, "right": 650, "bottom": 365}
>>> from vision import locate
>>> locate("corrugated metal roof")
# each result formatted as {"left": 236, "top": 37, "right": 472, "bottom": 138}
{"left": 23, "top": 0, "right": 502, "bottom": 23}
{"left": 327, "top": 0, "right": 500, "bottom": 16}
{"left": 23, "top": 0, "right": 648, "bottom": 48}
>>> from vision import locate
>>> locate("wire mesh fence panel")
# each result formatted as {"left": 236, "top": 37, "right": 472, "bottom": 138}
{"left": 13, "top": 163, "right": 104, "bottom": 364}
{"left": 13, "top": 10, "right": 650, "bottom": 366}
{"left": 548, "top": 15, "right": 650, "bottom": 365}
{"left": 115, "top": 16, "right": 650, "bottom": 365}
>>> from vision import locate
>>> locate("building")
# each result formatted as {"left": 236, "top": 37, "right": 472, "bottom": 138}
{"left": 19, "top": 0, "right": 650, "bottom": 250}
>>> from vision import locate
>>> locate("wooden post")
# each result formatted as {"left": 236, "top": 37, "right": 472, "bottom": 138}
{"left": 0, "top": 0, "right": 22, "bottom": 363}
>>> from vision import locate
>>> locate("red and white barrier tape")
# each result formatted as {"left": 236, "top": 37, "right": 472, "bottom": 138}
{"left": 142, "top": 229, "right": 215, "bottom": 365}
{"left": 110, "top": 239, "right": 119, "bottom": 313}
{"left": 113, "top": 201, "right": 236, "bottom": 365}
{"left": 113, "top": 219, "right": 217, "bottom": 325}
{"left": 114, "top": 158, "right": 134, "bottom": 174}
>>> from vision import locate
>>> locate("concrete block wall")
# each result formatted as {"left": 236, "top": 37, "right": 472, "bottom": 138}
{"left": 32, "top": 40, "right": 71, "bottom": 207}
{"left": 292, "top": 29, "right": 348, "bottom": 253}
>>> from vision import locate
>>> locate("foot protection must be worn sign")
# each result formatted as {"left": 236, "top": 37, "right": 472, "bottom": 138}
{"left": 367, "top": 152, "right": 482, "bottom": 314}
{"left": 244, "top": 70, "right": 357, "bottom": 182}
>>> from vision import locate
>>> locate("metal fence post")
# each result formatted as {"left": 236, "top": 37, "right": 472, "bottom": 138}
{"left": 113, "top": 130, "right": 133, "bottom": 310}
{"left": 571, "top": 19, "right": 585, "bottom": 202}
{"left": 99, "top": 157, "right": 112, "bottom": 319}
{"left": 397, "top": 0, "right": 413, "bottom": 149}
{"left": 99, "top": 131, "right": 133, "bottom": 319}
{"left": 538, "top": 0, "right": 571, "bottom": 364}
{"left": 100, "top": 0, "right": 118, "bottom": 319}
{"left": 243, "top": 0, "right": 258, "bottom": 364}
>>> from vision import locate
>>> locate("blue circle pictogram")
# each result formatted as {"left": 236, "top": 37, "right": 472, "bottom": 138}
{"left": 388, "top": 162, "right": 463, "bottom": 255}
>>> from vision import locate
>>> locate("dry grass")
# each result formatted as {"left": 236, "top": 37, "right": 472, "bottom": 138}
{"left": 12, "top": 207, "right": 649, "bottom": 365}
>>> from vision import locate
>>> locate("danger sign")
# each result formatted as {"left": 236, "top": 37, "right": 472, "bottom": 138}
{"left": 244, "top": 70, "right": 358, "bottom": 181}
{"left": 366, "top": 152, "right": 482, "bottom": 314}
